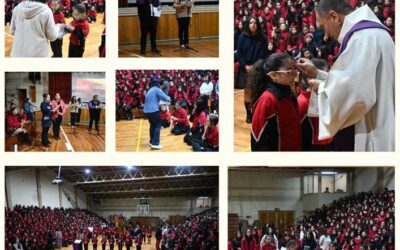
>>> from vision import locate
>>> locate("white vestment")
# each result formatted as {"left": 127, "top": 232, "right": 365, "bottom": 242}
{"left": 309, "top": 5, "right": 395, "bottom": 151}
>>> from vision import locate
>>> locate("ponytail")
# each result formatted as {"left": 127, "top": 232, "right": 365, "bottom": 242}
{"left": 251, "top": 53, "right": 293, "bottom": 103}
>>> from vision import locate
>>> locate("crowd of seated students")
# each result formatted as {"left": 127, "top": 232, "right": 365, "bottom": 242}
{"left": 234, "top": 0, "right": 395, "bottom": 73}
{"left": 156, "top": 207, "right": 219, "bottom": 250}
{"left": 5, "top": 205, "right": 111, "bottom": 250}
{"left": 229, "top": 189, "right": 394, "bottom": 250}
{"left": 116, "top": 70, "right": 220, "bottom": 151}
{"left": 5, "top": 0, "right": 105, "bottom": 24}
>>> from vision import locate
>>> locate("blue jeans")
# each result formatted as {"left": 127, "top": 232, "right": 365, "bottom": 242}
{"left": 145, "top": 111, "right": 162, "bottom": 145}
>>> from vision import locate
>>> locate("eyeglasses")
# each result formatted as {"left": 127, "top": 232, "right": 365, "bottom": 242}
{"left": 272, "top": 69, "right": 298, "bottom": 74}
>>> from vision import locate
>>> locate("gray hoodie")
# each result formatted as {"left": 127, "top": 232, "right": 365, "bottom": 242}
{"left": 10, "top": 1, "right": 59, "bottom": 57}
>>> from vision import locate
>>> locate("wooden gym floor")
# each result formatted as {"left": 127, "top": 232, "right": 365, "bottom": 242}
{"left": 4, "top": 13, "right": 105, "bottom": 57}
{"left": 235, "top": 89, "right": 251, "bottom": 152}
{"left": 16, "top": 123, "right": 105, "bottom": 152}
{"left": 116, "top": 119, "right": 192, "bottom": 152}
{"left": 61, "top": 234, "right": 157, "bottom": 250}
{"left": 118, "top": 39, "right": 219, "bottom": 58}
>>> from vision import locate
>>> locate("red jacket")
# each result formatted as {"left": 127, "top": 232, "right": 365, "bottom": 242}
{"left": 173, "top": 107, "right": 189, "bottom": 126}
{"left": 192, "top": 111, "right": 207, "bottom": 129}
{"left": 205, "top": 126, "right": 219, "bottom": 147}
{"left": 7, "top": 115, "right": 21, "bottom": 132}
{"left": 262, "top": 243, "right": 275, "bottom": 250}
{"left": 53, "top": 11, "right": 65, "bottom": 24}
{"left": 241, "top": 237, "right": 256, "bottom": 250}
{"left": 69, "top": 19, "right": 90, "bottom": 46}
{"left": 251, "top": 89, "right": 310, "bottom": 151}
{"left": 160, "top": 111, "right": 171, "bottom": 121}
{"left": 88, "top": 9, "right": 97, "bottom": 18}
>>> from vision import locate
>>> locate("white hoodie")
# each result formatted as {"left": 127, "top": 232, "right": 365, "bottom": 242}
{"left": 10, "top": 1, "right": 59, "bottom": 57}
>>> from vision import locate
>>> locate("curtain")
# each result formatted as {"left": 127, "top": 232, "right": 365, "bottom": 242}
{"left": 48, "top": 72, "right": 72, "bottom": 102}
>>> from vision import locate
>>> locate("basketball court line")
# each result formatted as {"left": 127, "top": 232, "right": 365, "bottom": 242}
{"left": 60, "top": 126, "right": 75, "bottom": 152}
{"left": 136, "top": 118, "right": 143, "bottom": 152}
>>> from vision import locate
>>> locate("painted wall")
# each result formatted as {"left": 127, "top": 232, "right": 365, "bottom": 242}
{"left": 5, "top": 72, "right": 49, "bottom": 109}
{"left": 228, "top": 168, "right": 394, "bottom": 223}
{"left": 6, "top": 168, "right": 87, "bottom": 209}
{"left": 353, "top": 167, "right": 394, "bottom": 193}
{"left": 228, "top": 169, "right": 303, "bottom": 224}
{"left": 92, "top": 197, "right": 198, "bottom": 220}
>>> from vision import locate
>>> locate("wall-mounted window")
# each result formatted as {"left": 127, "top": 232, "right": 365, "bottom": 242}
{"left": 196, "top": 197, "right": 212, "bottom": 208}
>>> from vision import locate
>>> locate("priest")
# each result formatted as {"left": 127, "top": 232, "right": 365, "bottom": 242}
{"left": 295, "top": 0, "right": 395, "bottom": 151}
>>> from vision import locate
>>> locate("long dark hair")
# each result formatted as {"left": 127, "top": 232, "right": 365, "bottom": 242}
{"left": 252, "top": 53, "right": 292, "bottom": 104}
{"left": 243, "top": 16, "right": 262, "bottom": 37}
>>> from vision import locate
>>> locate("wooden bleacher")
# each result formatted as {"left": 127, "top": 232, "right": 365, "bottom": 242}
{"left": 228, "top": 213, "right": 240, "bottom": 240}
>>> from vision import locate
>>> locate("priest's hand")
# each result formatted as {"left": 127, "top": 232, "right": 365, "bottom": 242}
{"left": 295, "top": 58, "right": 318, "bottom": 78}
{"left": 307, "top": 79, "right": 320, "bottom": 93}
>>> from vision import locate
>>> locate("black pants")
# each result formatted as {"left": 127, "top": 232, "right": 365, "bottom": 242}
{"left": 88, "top": 16, "right": 97, "bottom": 23}
{"left": 102, "top": 244, "right": 106, "bottom": 250}
{"left": 177, "top": 17, "right": 191, "bottom": 45}
{"left": 84, "top": 244, "right": 88, "bottom": 250}
{"left": 89, "top": 113, "right": 100, "bottom": 131}
{"left": 191, "top": 138, "right": 218, "bottom": 152}
{"left": 136, "top": 245, "right": 141, "bottom": 250}
{"left": 52, "top": 116, "right": 63, "bottom": 139}
{"left": 69, "top": 43, "right": 85, "bottom": 57}
{"left": 42, "top": 126, "right": 50, "bottom": 145}
{"left": 110, "top": 244, "right": 114, "bottom": 250}
{"left": 50, "top": 38, "right": 63, "bottom": 57}
{"left": 161, "top": 119, "right": 170, "bottom": 128}
{"left": 171, "top": 124, "right": 190, "bottom": 135}
{"left": 138, "top": 5, "right": 157, "bottom": 51}
{"left": 93, "top": 244, "right": 97, "bottom": 250}
{"left": 71, "top": 113, "right": 77, "bottom": 126}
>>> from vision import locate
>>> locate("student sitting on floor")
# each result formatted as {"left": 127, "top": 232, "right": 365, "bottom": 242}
{"left": 87, "top": 5, "right": 97, "bottom": 23}
{"left": 192, "top": 114, "right": 219, "bottom": 151}
{"left": 171, "top": 101, "right": 190, "bottom": 135}
{"left": 184, "top": 99, "right": 207, "bottom": 146}
{"left": 160, "top": 104, "right": 171, "bottom": 128}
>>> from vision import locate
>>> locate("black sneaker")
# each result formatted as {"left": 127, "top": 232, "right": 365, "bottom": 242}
{"left": 140, "top": 50, "right": 146, "bottom": 55}
{"left": 151, "top": 48, "right": 161, "bottom": 53}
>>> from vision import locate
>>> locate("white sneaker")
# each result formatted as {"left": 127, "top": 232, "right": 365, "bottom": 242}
{"left": 151, "top": 144, "right": 163, "bottom": 149}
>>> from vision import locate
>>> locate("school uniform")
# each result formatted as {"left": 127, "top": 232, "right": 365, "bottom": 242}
{"left": 125, "top": 236, "right": 132, "bottom": 250}
{"left": 83, "top": 237, "right": 89, "bottom": 250}
{"left": 68, "top": 18, "right": 90, "bottom": 57}
{"left": 184, "top": 111, "right": 206, "bottom": 145}
{"left": 192, "top": 126, "right": 219, "bottom": 152}
{"left": 92, "top": 236, "right": 98, "bottom": 250}
{"left": 87, "top": 9, "right": 97, "bottom": 23}
{"left": 50, "top": 9, "right": 65, "bottom": 57}
{"left": 101, "top": 237, "right": 107, "bottom": 250}
{"left": 171, "top": 107, "right": 190, "bottom": 135}
{"left": 251, "top": 85, "right": 310, "bottom": 151}
{"left": 40, "top": 101, "right": 53, "bottom": 146}
{"left": 160, "top": 111, "right": 171, "bottom": 128}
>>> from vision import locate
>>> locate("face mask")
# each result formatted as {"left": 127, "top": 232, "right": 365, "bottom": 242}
{"left": 13, "top": 110, "right": 18, "bottom": 115}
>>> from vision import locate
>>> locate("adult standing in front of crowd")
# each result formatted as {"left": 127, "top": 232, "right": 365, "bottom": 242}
{"left": 143, "top": 77, "right": 171, "bottom": 149}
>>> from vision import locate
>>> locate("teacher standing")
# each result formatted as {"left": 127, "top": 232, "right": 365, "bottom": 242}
{"left": 9, "top": 0, "right": 61, "bottom": 57}
{"left": 137, "top": 0, "right": 161, "bottom": 55}
{"left": 144, "top": 76, "right": 171, "bottom": 150}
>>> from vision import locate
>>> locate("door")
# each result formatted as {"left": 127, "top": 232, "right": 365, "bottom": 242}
{"left": 258, "top": 210, "right": 295, "bottom": 235}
